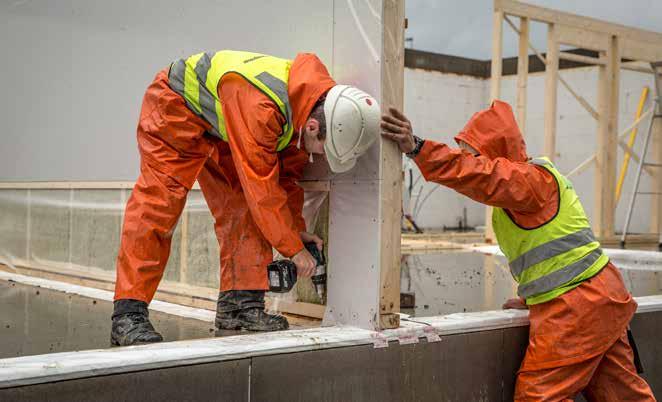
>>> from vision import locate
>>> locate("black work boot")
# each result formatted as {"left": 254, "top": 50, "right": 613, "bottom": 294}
{"left": 215, "top": 290, "right": 289, "bottom": 332}
{"left": 111, "top": 299, "right": 163, "bottom": 346}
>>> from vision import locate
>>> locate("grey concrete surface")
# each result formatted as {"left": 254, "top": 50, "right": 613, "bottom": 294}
{"left": 0, "top": 280, "right": 217, "bottom": 359}
{"left": 3, "top": 311, "right": 659, "bottom": 401}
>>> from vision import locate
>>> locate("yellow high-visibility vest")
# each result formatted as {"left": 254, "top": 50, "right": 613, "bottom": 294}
{"left": 493, "top": 157, "right": 608, "bottom": 305}
{"left": 168, "top": 50, "right": 294, "bottom": 151}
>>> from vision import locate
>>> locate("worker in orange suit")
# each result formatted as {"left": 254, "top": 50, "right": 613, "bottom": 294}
{"left": 381, "top": 101, "right": 656, "bottom": 401}
{"left": 111, "top": 50, "right": 380, "bottom": 346}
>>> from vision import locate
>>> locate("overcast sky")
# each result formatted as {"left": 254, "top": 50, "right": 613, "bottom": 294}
{"left": 405, "top": 0, "right": 662, "bottom": 59}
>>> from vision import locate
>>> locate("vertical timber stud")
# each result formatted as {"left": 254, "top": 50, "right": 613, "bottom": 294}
{"left": 544, "top": 23, "right": 559, "bottom": 161}
{"left": 652, "top": 88, "right": 662, "bottom": 237}
{"left": 485, "top": 4, "right": 503, "bottom": 244}
{"left": 378, "top": 0, "right": 405, "bottom": 330}
{"left": 595, "top": 36, "right": 620, "bottom": 238}
{"left": 516, "top": 17, "right": 529, "bottom": 135}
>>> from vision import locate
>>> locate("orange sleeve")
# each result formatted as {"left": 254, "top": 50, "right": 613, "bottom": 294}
{"left": 413, "top": 140, "right": 556, "bottom": 213}
{"left": 219, "top": 74, "right": 304, "bottom": 258}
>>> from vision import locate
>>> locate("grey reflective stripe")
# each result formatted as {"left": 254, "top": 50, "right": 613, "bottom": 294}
{"left": 509, "top": 228, "right": 596, "bottom": 277}
{"left": 168, "top": 59, "right": 199, "bottom": 115}
{"left": 194, "top": 53, "right": 221, "bottom": 136}
{"left": 255, "top": 71, "right": 292, "bottom": 129}
{"left": 517, "top": 248, "right": 603, "bottom": 298}
{"left": 530, "top": 158, "right": 549, "bottom": 166}
{"left": 168, "top": 59, "right": 186, "bottom": 98}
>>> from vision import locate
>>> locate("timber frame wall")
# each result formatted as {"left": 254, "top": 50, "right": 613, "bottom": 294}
{"left": 486, "top": 0, "right": 662, "bottom": 242}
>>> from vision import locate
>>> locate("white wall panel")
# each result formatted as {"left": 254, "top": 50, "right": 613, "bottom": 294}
{"left": 0, "top": 0, "right": 334, "bottom": 181}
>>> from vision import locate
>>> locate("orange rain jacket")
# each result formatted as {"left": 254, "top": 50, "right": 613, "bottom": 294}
{"left": 412, "top": 101, "right": 653, "bottom": 400}
{"left": 115, "top": 53, "right": 335, "bottom": 302}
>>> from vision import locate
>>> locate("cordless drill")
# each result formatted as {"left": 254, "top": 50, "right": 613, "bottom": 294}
{"left": 267, "top": 242, "right": 326, "bottom": 301}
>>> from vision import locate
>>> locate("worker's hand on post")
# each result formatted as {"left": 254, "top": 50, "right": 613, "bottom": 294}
{"left": 380, "top": 107, "right": 416, "bottom": 154}
{"left": 502, "top": 297, "right": 528, "bottom": 310}
{"left": 300, "top": 231, "right": 324, "bottom": 251}
{"left": 292, "top": 247, "right": 316, "bottom": 278}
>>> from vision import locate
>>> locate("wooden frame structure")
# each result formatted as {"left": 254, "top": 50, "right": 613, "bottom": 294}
{"left": 486, "top": 0, "right": 662, "bottom": 241}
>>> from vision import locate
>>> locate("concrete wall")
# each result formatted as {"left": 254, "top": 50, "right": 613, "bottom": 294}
{"left": 2, "top": 310, "right": 660, "bottom": 401}
{"left": 403, "top": 68, "right": 487, "bottom": 230}
{"left": 0, "top": 188, "right": 220, "bottom": 289}
{"left": 404, "top": 65, "right": 659, "bottom": 233}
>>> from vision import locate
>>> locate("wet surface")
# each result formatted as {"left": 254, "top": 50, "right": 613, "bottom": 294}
{"left": 0, "top": 280, "right": 225, "bottom": 359}
{"left": 402, "top": 251, "right": 662, "bottom": 317}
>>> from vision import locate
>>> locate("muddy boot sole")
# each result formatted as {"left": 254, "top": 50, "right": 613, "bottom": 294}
{"left": 215, "top": 318, "right": 288, "bottom": 332}
{"left": 110, "top": 335, "right": 162, "bottom": 347}
{"left": 215, "top": 317, "right": 243, "bottom": 331}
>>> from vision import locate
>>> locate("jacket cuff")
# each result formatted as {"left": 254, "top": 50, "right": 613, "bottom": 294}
{"left": 278, "top": 235, "right": 305, "bottom": 259}
{"left": 405, "top": 136, "right": 425, "bottom": 158}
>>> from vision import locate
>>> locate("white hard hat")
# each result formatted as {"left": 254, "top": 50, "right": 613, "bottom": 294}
{"left": 323, "top": 85, "right": 380, "bottom": 173}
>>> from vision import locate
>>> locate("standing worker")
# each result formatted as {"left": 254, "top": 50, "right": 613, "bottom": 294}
{"left": 111, "top": 50, "right": 380, "bottom": 346}
{"left": 381, "top": 101, "right": 655, "bottom": 401}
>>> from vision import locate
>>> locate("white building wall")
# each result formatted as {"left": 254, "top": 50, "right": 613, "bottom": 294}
{"left": 406, "top": 65, "right": 658, "bottom": 234}
{"left": 403, "top": 68, "right": 488, "bottom": 230}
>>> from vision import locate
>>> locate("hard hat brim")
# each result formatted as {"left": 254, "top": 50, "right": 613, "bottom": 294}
{"left": 324, "top": 141, "right": 357, "bottom": 173}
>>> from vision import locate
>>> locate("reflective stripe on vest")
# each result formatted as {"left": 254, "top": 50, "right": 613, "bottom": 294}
{"left": 517, "top": 248, "right": 603, "bottom": 298}
{"left": 492, "top": 156, "right": 608, "bottom": 305}
{"left": 509, "top": 227, "right": 597, "bottom": 277}
{"left": 168, "top": 50, "right": 294, "bottom": 151}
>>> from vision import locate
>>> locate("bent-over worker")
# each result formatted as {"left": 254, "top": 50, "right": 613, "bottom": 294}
{"left": 111, "top": 50, "right": 380, "bottom": 346}
{"left": 381, "top": 101, "right": 655, "bottom": 401}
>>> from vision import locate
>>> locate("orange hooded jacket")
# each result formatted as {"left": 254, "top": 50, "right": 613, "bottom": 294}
{"left": 216, "top": 53, "right": 336, "bottom": 258}
{"left": 413, "top": 101, "right": 637, "bottom": 371}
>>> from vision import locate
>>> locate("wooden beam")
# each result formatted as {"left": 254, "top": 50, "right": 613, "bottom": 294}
{"left": 490, "top": 9, "right": 504, "bottom": 102}
{"left": 377, "top": 0, "right": 405, "bottom": 330}
{"left": 485, "top": 4, "right": 504, "bottom": 245}
{"left": 621, "top": 62, "right": 656, "bottom": 75}
{"left": 495, "top": 0, "right": 662, "bottom": 45}
{"left": 544, "top": 23, "right": 559, "bottom": 161}
{"left": 617, "top": 138, "right": 656, "bottom": 176}
{"left": 594, "top": 37, "right": 620, "bottom": 238}
{"left": 566, "top": 155, "right": 595, "bottom": 178}
{"left": 651, "top": 66, "right": 662, "bottom": 234}
{"left": 556, "top": 25, "right": 608, "bottom": 51}
{"left": 504, "top": 16, "right": 599, "bottom": 123}
{"left": 516, "top": 16, "right": 529, "bottom": 134}
{"left": 621, "top": 38, "right": 662, "bottom": 64}
{"left": 566, "top": 105, "right": 656, "bottom": 178}
{"left": 504, "top": 16, "right": 599, "bottom": 122}
{"left": 558, "top": 51, "right": 606, "bottom": 65}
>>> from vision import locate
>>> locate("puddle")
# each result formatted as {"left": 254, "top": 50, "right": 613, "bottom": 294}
{"left": 0, "top": 280, "right": 224, "bottom": 359}
{"left": 402, "top": 252, "right": 662, "bottom": 317}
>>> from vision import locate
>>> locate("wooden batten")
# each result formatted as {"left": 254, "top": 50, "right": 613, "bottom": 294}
{"left": 377, "top": 0, "right": 405, "bottom": 330}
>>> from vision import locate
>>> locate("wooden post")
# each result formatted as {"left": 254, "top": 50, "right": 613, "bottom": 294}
{"left": 490, "top": 10, "right": 504, "bottom": 102}
{"left": 595, "top": 36, "right": 620, "bottom": 238}
{"left": 544, "top": 23, "right": 559, "bottom": 161}
{"left": 485, "top": 6, "right": 503, "bottom": 244}
{"left": 378, "top": 0, "right": 405, "bottom": 329}
{"left": 651, "top": 76, "right": 662, "bottom": 236}
{"left": 516, "top": 17, "right": 529, "bottom": 134}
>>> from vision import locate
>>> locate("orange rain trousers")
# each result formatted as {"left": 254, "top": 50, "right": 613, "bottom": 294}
{"left": 516, "top": 330, "right": 653, "bottom": 401}
{"left": 115, "top": 70, "right": 276, "bottom": 302}
{"left": 514, "top": 264, "right": 655, "bottom": 401}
